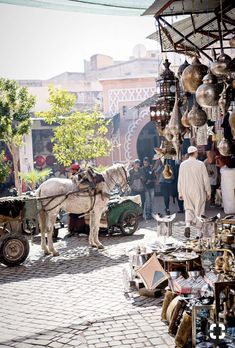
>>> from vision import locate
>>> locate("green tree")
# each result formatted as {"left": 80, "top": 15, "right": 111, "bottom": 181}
{"left": 19, "top": 168, "right": 51, "bottom": 191}
{"left": 0, "top": 151, "right": 10, "bottom": 184}
{"left": 0, "top": 78, "right": 36, "bottom": 194}
{"left": 37, "top": 85, "right": 111, "bottom": 167}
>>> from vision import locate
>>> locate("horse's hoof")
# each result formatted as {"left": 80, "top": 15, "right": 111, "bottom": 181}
{"left": 90, "top": 244, "right": 97, "bottom": 248}
{"left": 97, "top": 244, "right": 104, "bottom": 250}
{"left": 44, "top": 250, "right": 51, "bottom": 256}
{"left": 52, "top": 251, "right": 60, "bottom": 256}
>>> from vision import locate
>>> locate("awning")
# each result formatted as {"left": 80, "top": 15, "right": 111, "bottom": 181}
{"left": 144, "top": 4, "right": 235, "bottom": 61}
{"left": 0, "top": 0, "right": 153, "bottom": 15}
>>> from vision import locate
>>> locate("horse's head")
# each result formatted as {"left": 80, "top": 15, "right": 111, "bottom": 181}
{"left": 104, "top": 163, "right": 129, "bottom": 193}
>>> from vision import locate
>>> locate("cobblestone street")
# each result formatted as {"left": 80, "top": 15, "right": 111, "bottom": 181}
{"left": 0, "top": 197, "right": 221, "bottom": 348}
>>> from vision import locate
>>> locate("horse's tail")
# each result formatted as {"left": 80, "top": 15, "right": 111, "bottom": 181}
{"left": 36, "top": 187, "right": 47, "bottom": 236}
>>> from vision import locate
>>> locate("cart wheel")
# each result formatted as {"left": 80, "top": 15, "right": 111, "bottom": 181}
{"left": 119, "top": 211, "right": 139, "bottom": 236}
{"left": 0, "top": 233, "right": 30, "bottom": 267}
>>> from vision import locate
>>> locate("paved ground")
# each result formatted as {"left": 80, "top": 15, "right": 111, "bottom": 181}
{"left": 0, "top": 196, "right": 222, "bottom": 348}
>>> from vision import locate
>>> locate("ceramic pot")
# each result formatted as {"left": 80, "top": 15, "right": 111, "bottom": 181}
{"left": 218, "top": 138, "right": 232, "bottom": 156}
{"left": 229, "top": 111, "right": 235, "bottom": 139}
{"left": 196, "top": 71, "right": 222, "bottom": 107}
{"left": 211, "top": 52, "right": 231, "bottom": 76}
{"left": 181, "top": 57, "right": 208, "bottom": 93}
{"left": 188, "top": 102, "right": 207, "bottom": 127}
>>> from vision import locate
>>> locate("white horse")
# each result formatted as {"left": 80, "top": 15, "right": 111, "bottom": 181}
{"left": 36, "top": 164, "right": 129, "bottom": 256}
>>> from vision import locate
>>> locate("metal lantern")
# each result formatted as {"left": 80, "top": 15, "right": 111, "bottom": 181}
{"left": 150, "top": 59, "right": 178, "bottom": 130}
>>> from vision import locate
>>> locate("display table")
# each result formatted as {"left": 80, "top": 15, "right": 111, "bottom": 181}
{"left": 157, "top": 252, "right": 201, "bottom": 272}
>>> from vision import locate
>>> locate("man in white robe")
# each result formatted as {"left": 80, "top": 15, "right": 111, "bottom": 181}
{"left": 178, "top": 146, "right": 211, "bottom": 237}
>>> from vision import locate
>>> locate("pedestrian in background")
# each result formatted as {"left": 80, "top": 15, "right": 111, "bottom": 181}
{"left": 178, "top": 146, "right": 211, "bottom": 238}
{"left": 171, "top": 159, "right": 184, "bottom": 213}
{"left": 129, "top": 159, "right": 145, "bottom": 211}
{"left": 142, "top": 157, "right": 156, "bottom": 220}
{"left": 204, "top": 154, "right": 218, "bottom": 207}
{"left": 156, "top": 159, "right": 174, "bottom": 215}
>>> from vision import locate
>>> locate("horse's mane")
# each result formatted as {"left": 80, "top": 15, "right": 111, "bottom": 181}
{"left": 102, "top": 163, "right": 124, "bottom": 176}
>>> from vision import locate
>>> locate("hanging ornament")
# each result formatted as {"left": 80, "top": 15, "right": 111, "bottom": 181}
{"left": 181, "top": 104, "right": 191, "bottom": 128}
{"left": 181, "top": 56, "right": 207, "bottom": 93}
{"left": 163, "top": 163, "right": 173, "bottom": 180}
{"left": 218, "top": 138, "right": 232, "bottom": 156}
{"left": 188, "top": 101, "right": 207, "bottom": 127}
{"left": 211, "top": 51, "right": 231, "bottom": 76}
{"left": 196, "top": 71, "right": 222, "bottom": 108}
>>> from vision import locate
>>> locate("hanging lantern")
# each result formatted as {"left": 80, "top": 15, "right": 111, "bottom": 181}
{"left": 181, "top": 57, "right": 207, "bottom": 93}
{"left": 218, "top": 138, "right": 232, "bottom": 156}
{"left": 188, "top": 101, "right": 207, "bottom": 127}
{"left": 196, "top": 71, "right": 222, "bottom": 108}
{"left": 35, "top": 155, "right": 46, "bottom": 168}
{"left": 150, "top": 59, "right": 178, "bottom": 130}
{"left": 211, "top": 52, "right": 231, "bottom": 76}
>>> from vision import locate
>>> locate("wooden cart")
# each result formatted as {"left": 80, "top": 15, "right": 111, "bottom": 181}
{"left": 0, "top": 196, "right": 39, "bottom": 267}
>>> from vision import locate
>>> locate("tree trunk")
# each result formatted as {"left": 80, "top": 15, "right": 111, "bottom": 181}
{"left": 8, "top": 143, "right": 22, "bottom": 196}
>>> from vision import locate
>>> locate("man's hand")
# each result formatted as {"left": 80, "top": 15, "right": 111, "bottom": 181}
{"left": 207, "top": 193, "right": 211, "bottom": 201}
{"left": 179, "top": 195, "right": 183, "bottom": 200}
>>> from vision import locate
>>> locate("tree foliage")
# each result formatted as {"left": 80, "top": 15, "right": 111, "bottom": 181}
{"left": 37, "top": 85, "right": 111, "bottom": 166}
{"left": 0, "top": 151, "right": 10, "bottom": 184}
{"left": 19, "top": 168, "right": 51, "bottom": 191}
{"left": 0, "top": 78, "right": 36, "bottom": 193}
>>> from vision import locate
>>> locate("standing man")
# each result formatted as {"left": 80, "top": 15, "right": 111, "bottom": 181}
{"left": 178, "top": 146, "right": 211, "bottom": 238}
{"left": 129, "top": 159, "right": 145, "bottom": 211}
{"left": 143, "top": 157, "right": 156, "bottom": 220}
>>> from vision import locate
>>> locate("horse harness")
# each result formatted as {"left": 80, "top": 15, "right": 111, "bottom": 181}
{"left": 39, "top": 165, "right": 127, "bottom": 215}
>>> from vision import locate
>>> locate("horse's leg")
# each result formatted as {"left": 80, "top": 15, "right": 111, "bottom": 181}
{"left": 89, "top": 211, "right": 96, "bottom": 247}
{"left": 47, "top": 212, "right": 60, "bottom": 256}
{"left": 38, "top": 210, "right": 50, "bottom": 255}
{"left": 92, "top": 208, "right": 104, "bottom": 249}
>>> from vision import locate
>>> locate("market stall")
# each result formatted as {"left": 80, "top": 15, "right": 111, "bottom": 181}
{"left": 124, "top": 214, "right": 235, "bottom": 347}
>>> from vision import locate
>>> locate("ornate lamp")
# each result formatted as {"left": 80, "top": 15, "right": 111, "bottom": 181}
{"left": 150, "top": 59, "right": 179, "bottom": 130}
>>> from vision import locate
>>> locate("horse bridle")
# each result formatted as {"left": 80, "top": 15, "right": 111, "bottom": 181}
{"left": 105, "top": 166, "right": 129, "bottom": 193}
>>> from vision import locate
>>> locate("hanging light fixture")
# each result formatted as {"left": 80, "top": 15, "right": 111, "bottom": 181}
{"left": 150, "top": 59, "right": 179, "bottom": 130}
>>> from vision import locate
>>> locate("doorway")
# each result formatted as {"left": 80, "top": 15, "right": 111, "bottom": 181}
{"left": 137, "top": 121, "right": 160, "bottom": 162}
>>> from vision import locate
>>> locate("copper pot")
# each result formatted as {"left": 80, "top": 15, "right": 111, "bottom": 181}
{"left": 196, "top": 71, "right": 222, "bottom": 107}
{"left": 211, "top": 52, "right": 231, "bottom": 76}
{"left": 229, "top": 111, "right": 235, "bottom": 139}
{"left": 188, "top": 102, "right": 207, "bottom": 127}
{"left": 218, "top": 138, "right": 232, "bottom": 156}
{"left": 181, "top": 57, "right": 208, "bottom": 93}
